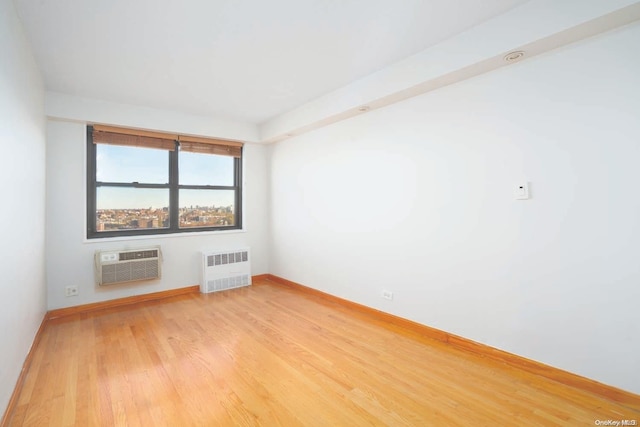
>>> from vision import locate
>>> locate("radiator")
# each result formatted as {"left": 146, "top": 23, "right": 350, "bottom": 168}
{"left": 201, "top": 248, "right": 251, "bottom": 293}
{"left": 95, "top": 247, "right": 162, "bottom": 286}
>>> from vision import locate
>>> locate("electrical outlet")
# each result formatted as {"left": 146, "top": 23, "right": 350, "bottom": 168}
{"left": 382, "top": 290, "right": 394, "bottom": 300}
{"left": 65, "top": 286, "right": 79, "bottom": 297}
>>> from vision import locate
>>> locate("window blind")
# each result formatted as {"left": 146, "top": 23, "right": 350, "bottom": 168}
{"left": 179, "top": 135, "right": 242, "bottom": 158}
{"left": 91, "top": 124, "right": 243, "bottom": 157}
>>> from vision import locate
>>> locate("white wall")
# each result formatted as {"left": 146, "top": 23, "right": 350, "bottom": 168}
{"left": 46, "top": 91, "right": 259, "bottom": 143}
{"left": 269, "top": 22, "right": 640, "bottom": 394}
{"left": 0, "top": 0, "right": 47, "bottom": 416}
{"left": 46, "top": 119, "right": 269, "bottom": 310}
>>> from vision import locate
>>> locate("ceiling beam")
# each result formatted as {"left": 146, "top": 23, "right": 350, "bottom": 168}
{"left": 259, "top": 0, "right": 640, "bottom": 144}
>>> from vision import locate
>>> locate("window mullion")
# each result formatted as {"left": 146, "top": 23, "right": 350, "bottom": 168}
{"left": 235, "top": 155, "right": 242, "bottom": 229}
{"left": 169, "top": 142, "right": 180, "bottom": 232}
{"left": 177, "top": 185, "right": 236, "bottom": 190}
{"left": 95, "top": 182, "right": 170, "bottom": 189}
{"left": 87, "top": 126, "right": 97, "bottom": 237}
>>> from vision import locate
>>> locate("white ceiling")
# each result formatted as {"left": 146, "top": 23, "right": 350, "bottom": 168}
{"left": 14, "top": 0, "right": 528, "bottom": 124}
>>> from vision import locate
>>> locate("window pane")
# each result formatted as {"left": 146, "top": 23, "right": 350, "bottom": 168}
{"left": 179, "top": 189, "right": 235, "bottom": 228}
{"left": 97, "top": 144, "right": 168, "bottom": 183}
{"left": 96, "top": 187, "right": 169, "bottom": 231}
{"left": 179, "top": 152, "right": 234, "bottom": 186}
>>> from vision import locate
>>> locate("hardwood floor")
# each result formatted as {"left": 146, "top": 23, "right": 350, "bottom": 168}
{"left": 5, "top": 278, "right": 639, "bottom": 426}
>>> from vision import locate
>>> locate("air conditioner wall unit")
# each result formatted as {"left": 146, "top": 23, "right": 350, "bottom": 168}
{"left": 95, "top": 246, "right": 162, "bottom": 286}
{"left": 201, "top": 247, "right": 251, "bottom": 293}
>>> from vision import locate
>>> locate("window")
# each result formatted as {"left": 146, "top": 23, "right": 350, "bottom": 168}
{"left": 87, "top": 125, "right": 243, "bottom": 238}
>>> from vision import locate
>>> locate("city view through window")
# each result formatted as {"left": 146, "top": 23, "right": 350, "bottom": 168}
{"left": 95, "top": 145, "right": 236, "bottom": 232}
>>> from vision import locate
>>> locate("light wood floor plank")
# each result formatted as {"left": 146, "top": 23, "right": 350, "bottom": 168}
{"left": 4, "top": 279, "right": 639, "bottom": 426}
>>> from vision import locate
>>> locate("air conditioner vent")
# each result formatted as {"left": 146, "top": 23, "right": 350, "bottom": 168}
{"left": 95, "top": 246, "right": 162, "bottom": 286}
{"left": 119, "top": 249, "right": 158, "bottom": 261}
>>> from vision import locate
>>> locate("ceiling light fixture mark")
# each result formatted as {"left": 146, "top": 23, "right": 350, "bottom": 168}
{"left": 503, "top": 51, "right": 525, "bottom": 63}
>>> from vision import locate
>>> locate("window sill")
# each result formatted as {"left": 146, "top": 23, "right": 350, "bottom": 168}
{"left": 82, "top": 228, "right": 247, "bottom": 244}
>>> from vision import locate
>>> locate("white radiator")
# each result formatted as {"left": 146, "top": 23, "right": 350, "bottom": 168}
{"left": 201, "top": 248, "right": 251, "bottom": 293}
{"left": 95, "top": 247, "right": 162, "bottom": 286}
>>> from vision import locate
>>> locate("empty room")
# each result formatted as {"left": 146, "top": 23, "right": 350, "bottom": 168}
{"left": 1, "top": 0, "right": 639, "bottom": 425}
